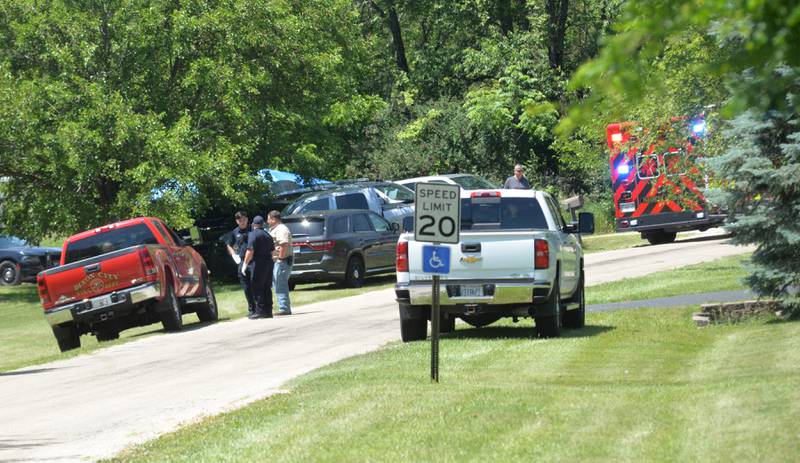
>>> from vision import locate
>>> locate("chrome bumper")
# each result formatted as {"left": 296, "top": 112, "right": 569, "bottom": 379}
{"left": 397, "top": 278, "right": 550, "bottom": 306}
{"left": 44, "top": 282, "right": 161, "bottom": 326}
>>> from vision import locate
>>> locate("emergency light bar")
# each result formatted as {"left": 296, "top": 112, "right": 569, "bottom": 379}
{"left": 692, "top": 121, "right": 706, "bottom": 135}
{"left": 617, "top": 164, "right": 630, "bottom": 175}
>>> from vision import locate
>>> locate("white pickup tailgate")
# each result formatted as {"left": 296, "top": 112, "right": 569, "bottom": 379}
{"left": 407, "top": 231, "right": 543, "bottom": 280}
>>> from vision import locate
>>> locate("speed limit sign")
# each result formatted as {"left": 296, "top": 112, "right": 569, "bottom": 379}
{"left": 414, "top": 183, "right": 460, "bottom": 244}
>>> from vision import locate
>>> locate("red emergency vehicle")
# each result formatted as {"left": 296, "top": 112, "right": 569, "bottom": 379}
{"left": 606, "top": 118, "right": 726, "bottom": 244}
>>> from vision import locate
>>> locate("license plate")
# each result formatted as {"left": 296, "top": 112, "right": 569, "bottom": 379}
{"left": 92, "top": 294, "right": 114, "bottom": 309}
{"left": 460, "top": 285, "right": 483, "bottom": 297}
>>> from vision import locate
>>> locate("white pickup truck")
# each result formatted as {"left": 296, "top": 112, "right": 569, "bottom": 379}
{"left": 394, "top": 189, "right": 594, "bottom": 341}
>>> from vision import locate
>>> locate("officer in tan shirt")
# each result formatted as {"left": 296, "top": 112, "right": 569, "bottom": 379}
{"left": 268, "top": 210, "right": 293, "bottom": 315}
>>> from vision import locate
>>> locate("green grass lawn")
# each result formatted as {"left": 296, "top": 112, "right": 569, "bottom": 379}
{"left": 106, "top": 252, "right": 793, "bottom": 462}
{"left": 586, "top": 253, "right": 750, "bottom": 304}
{"left": 581, "top": 230, "right": 721, "bottom": 254}
{"left": 0, "top": 275, "right": 394, "bottom": 373}
{"left": 109, "top": 306, "right": 800, "bottom": 462}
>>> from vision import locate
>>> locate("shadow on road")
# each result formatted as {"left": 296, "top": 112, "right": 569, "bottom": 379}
{"left": 675, "top": 232, "right": 733, "bottom": 244}
{"left": 445, "top": 324, "right": 614, "bottom": 340}
{"left": 0, "top": 367, "right": 62, "bottom": 377}
{"left": 293, "top": 274, "right": 395, "bottom": 292}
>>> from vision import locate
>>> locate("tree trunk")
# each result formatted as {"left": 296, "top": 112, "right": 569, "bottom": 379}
{"left": 546, "top": 0, "right": 570, "bottom": 69}
{"left": 387, "top": 5, "right": 410, "bottom": 74}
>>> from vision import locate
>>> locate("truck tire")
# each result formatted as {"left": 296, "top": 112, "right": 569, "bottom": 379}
{"left": 52, "top": 323, "right": 80, "bottom": 352}
{"left": 399, "top": 303, "right": 427, "bottom": 342}
{"left": 462, "top": 314, "right": 502, "bottom": 328}
{"left": 96, "top": 329, "right": 120, "bottom": 342}
{"left": 563, "top": 270, "right": 585, "bottom": 329}
{"left": 440, "top": 313, "right": 455, "bottom": 333}
{"left": 644, "top": 230, "right": 677, "bottom": 245}
{"left": 344, "top": 256, "right": 365, "bottom": 288}
{"left": 535, "top": 279, "right": 562, "bottom": 338}
{"left": 0, "top": 260, "right": 21, "bottom": 286}
{"left": 195, "top": 274, "right": 219, "bottom": 323}
{"left": 159, "top": 282, "right": 184, "bottom": 332}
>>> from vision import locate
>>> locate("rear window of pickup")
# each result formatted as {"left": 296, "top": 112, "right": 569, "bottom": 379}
{"left": 460, "top": 198, "right": 548, "bottom": 230}
{"left": 64, "top": 223, "right": 158, "bottom": 264}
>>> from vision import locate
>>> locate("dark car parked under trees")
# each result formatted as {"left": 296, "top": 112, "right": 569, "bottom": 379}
{"left": 284, "top": 209, "right": 401, "bottom": 288}
{"left": 0, "top": 235, "right": 61, "bottom": 285}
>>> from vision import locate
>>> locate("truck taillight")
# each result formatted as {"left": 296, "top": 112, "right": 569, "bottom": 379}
{"left": 138, "top": 248, "right": 157, "bottom": 278}
{"left": 534, "top": 239, "right": 549, "bottom": 269}
{"left": 37, "top": 275, "right": 51, "bottom": 306}
{"left": 396, "top": 241, "right": 409, "bottom": 272}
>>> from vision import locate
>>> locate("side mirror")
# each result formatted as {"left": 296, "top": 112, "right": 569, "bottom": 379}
{"left": 402, "top": 216, "right": 414, "bottom": 233}
{"left": 578, "top": 212, "right": 595, "bottom": 235}
{"left": 390, "top": 222, "right": 400, "bottom": 232}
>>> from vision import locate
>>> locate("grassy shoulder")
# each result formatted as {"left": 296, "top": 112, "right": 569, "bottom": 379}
{"left": 0, "top": 276, "right": 393, "bottom": 373}
{"left": 586, "top": 253, "right": 750, "bottom": 305}
{"left": 581, "top": 230, "right": 719, "bottom": 254}
{"left": 109, "top": 306, "right": 800, "bottom": 462}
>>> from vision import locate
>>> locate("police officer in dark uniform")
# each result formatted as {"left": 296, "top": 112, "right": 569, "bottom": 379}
{"left": 225, "top": 211, "right": 255, "bottom": 316}
{"left": 242, "top": 215, "right": 275, "bottom": 319}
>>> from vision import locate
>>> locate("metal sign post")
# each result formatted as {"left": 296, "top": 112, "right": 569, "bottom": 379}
{"left": 415, "top": 183, "right": 460, "bottom": 383}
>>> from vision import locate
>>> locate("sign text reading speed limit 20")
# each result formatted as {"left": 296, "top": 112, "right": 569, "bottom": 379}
{"left": 414, "top": 183, "right": 461, "bottom": 244}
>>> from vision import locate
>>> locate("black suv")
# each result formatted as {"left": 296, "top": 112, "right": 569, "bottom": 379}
{"left": 285, "top": 209, "right": 400, "bottom": 288}
{"left": 0, "top": 234, "right": 61, "bottom": 285}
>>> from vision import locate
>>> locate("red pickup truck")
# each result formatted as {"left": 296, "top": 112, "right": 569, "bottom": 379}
{"left": 37, "top": 217, "right": 218, "bottom": 352}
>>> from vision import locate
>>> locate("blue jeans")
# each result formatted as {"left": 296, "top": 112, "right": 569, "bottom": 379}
{"left": 273, "top": 258, "right": 292, "bottom": 313}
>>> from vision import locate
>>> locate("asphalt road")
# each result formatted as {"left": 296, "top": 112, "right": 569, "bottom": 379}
{"left": 0, "top": 231, "right": 753, "bottom": 462}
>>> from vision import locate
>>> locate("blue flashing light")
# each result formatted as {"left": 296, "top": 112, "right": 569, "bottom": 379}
{"left": 617, "top": 164, "right": 630, "bottom": 175}
{"left": 692, "top": 121, "right": 706, "bottom": 135}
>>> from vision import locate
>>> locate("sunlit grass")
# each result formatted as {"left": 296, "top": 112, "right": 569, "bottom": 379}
{"left": 109, "top": 307, "right": 800, "bottom": 462}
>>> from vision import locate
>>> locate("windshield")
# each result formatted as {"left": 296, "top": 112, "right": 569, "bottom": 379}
{"left": 64, "top": 223, "right": 158, "bottom": 264}
{"left": 451, "top": 175, "right": 498, "bottom": 190}
{"left": 460, "top": 197, "right": 548, "bottom": 230}
{"left": 0, "top": 235, "right": 27, "bottom": 247}
{"left": 374, "top": 183, "right": 414, "bottom": 202}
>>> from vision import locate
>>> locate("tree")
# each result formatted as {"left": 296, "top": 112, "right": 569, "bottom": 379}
{"left": 562, "top": 0, "right": 800, "bottom": 313}
{"left": 0, "top": 0, "right": 374, "bottom": 240}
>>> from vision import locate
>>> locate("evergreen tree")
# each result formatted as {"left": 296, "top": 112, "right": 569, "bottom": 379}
{"left": 709, "top": 69, "right": 800, "bottom": 313}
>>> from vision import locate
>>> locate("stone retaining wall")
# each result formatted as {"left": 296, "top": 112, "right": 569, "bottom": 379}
{"left": 693, "top": 300, "right": 783, "bottom": 326}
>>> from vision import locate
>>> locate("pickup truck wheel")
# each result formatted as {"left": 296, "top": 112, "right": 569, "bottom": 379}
{"left": 399, "top": 304, "right": 427, "bottom": 342}
{"left": 344, "top": 257, "right": 365, "bottom": 288}
{"left": 96, "top": 329, "right": 119, "bottom": 342}
{"left": 563, "top": 270, "right": 585, "bottom": 329}
{"left": 289, "top": 281, "right": 297, "bottom": 291}
{"left": 0, "top": 260, "right": 21, "bottom": 286}
{"left": 195, "top": 275, "right": 219, "bottom": 323}
{"left": 535, "top": 280, "right": 562, "bottom": 338}
{"left": 159, "top": 282, "right": 183, "bottom": 332}
{"left": 52, "top": 323, "right": 80, "bottom": 352}
{"left": 462, "top": 314, "right": 501, "bottom": 328}
{"left": 440, "top": 314, "right": 456, "bottom": 333}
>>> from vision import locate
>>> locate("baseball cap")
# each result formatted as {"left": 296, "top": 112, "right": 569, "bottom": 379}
{"left": 252, "top": 215, "right": 265, "bottom": 225}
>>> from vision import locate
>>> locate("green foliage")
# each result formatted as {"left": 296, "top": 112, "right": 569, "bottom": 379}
{"left": 565, "top": 0, "right": 800, "bottom": 312}
{"left": 708, "top": 76, "right": 800, "bottom": 313}
{"left": 0, "top": 0, "right": 373, "bottom": 239}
